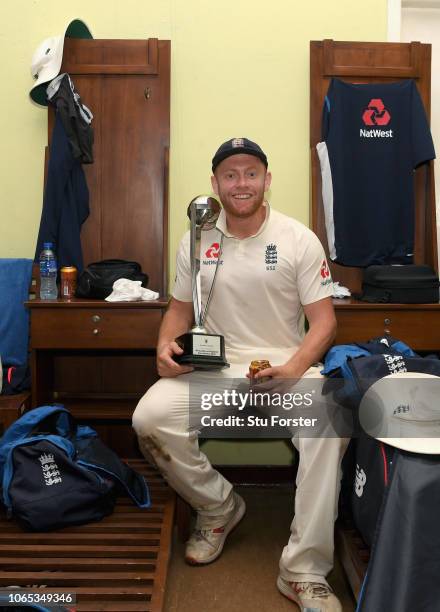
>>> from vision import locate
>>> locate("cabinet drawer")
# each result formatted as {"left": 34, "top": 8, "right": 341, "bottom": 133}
{"left": 31, "top": 309, "right": 162, "bottom": 349}
{"left": 335, "top": 308, "right": 440, "bottom": 351}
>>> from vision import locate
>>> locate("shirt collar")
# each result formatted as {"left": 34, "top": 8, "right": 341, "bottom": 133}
{"left": 215, "top": 200, "right": 271, "bottom": 238}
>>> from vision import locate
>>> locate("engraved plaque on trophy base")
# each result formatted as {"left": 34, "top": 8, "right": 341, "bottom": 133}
{"left": 175, "top": 332, "right": 229, "bottom": 370}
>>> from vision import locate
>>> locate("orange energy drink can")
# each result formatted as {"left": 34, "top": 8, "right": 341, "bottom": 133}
{"left": 60, "top": 266, "right": 77, "bottom": 300}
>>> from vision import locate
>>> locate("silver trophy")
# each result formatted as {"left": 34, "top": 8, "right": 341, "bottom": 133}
{"left": 175, "top": 195, "right": 229, "bottom": 369}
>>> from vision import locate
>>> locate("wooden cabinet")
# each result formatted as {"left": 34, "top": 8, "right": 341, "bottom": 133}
{"left": 30, "top": 302, "right": 162, "bottom": 350}
{"left": 29, "top": 37, "right": 171, "bottom": 455}
{"left": 27, "top": 298, "right": 168, "bottom": 455}
{"left": 334, "top": 299, "right": 440, "bottom": 351}
{"left": 310, "top": 40, "right": 439, "bottom": 351}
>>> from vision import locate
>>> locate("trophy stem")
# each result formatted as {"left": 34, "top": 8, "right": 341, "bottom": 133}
{"left": 191, "top": 325, "right": 207, "bottom": 333}
{"left": 199, "top": 233, "right": 224, "bottom": 327}
{"left": 191, "top": 225, "right": 203, "bottom": 328}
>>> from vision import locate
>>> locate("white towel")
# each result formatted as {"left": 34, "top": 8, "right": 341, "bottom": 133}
{"left": 332, "top": 281, "right": 351, "bottom": 298}
{"left": 105, "top": 278, "right": 159, "bottom": 302}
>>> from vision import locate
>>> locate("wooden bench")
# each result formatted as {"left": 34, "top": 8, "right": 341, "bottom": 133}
{"left": 0, "top": 459, "right": 175, "bottom": 611}
{"left": 1, "top": 268, "right": 177, "bottom": 611}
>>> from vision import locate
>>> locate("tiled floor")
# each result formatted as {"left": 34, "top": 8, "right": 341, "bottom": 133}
{"left": 165, "top": 486, "right": 356, "bottom": 611}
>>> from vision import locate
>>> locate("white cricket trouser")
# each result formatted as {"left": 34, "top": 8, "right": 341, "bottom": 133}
{"left": 132, "top": 363, "right": 349, "bottom": 584}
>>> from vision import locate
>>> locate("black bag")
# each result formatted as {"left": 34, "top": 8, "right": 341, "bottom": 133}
{"left": 357, "top": 264, "right": 439, "bottom": 303}
{"left": 344, "top": 350, "right": 440, "bottom": 547}
{"left": 351, "top": 434, "right": 395, "bottom": 547}
{"left": 356, "top": 451, "right": 440, "bottom": 612}
{"left": 1, "top": 364, "right": 31, "bottom": 395}
{"left": 76, "top": 259, "right": 149, "bottom": 299}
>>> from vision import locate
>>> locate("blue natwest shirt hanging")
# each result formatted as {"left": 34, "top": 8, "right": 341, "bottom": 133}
{"left": 317, "top": 78, "right": 435, "bottom": 267}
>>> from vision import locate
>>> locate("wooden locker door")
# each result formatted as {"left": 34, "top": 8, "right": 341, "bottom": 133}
{"left": 55, "top": 37, "right": 170, "bottom": 296}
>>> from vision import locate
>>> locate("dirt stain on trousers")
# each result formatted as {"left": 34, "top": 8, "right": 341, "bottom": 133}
{"left": 139, "top": 433, "right": 172, "bottom": 463}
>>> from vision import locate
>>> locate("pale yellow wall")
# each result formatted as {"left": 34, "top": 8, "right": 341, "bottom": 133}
{"left": 401, "top": 7, "right": 440, "bottom": 272}
{"left": 0, "top": 0, "right": 387, "bottom": 464}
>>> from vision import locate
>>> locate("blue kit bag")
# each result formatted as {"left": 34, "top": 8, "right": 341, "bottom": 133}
{"left": 0, "top": 405, "right": 150, "bottom": 531}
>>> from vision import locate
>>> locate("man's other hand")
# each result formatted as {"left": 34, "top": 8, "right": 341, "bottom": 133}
{"left": 246, "top": 364, "right": 299, "bottom": 394}
{"left": 251, "top": 364, "right": 303, "bottom": 380}
{"left": 157, "top": 341, "right": 194, "bottom": 377}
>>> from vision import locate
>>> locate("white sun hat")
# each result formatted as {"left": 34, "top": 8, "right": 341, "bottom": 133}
{"left": 30, "top": 19, "right": 93, "bottom": 106}
{"left": 359, "top": 371, "right": 440, "bottom": 454}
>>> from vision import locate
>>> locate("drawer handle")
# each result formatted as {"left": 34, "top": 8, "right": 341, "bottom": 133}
{"left": 93, "top": 328, "right": 100, "bottom": 335}
{"left": 92, "top": 315, "right": 101, "bottom": 323}
{"left": 384, "top": 318, "right": 391, "bottom": 325}
{"left": 384, "top": 328, "right": 391, "bottom": 335}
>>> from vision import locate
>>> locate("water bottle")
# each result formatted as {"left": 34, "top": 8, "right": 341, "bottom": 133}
{"left": 39, "top": 242, "right": 58, "bottom": 300}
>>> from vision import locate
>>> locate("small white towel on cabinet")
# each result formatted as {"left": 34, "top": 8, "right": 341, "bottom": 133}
{"left": 105, "top": 279, "right": 159, "bottom": 302}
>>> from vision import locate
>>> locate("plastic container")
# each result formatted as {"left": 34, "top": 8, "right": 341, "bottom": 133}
{"left": 39, "top": 242, "right": 58, "bottom": 300}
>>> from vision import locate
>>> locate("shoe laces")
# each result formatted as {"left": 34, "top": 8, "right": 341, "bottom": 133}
{"left": 295, "top": 582, "right": 332, "bottom": 599}
{"left": 191, "top": 528, "right": 221, "bottom": 547}
{"left": 193, "top": 528, "right": 210, "bottom": 541}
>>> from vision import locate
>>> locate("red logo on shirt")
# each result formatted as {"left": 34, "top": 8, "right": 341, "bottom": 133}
{"left": 362, "top": 99, "right": 391, "bottom": 126}
{"left": 320, "top": 260, "right": 330, "bottom": 279}
{"left": 205, "top": 242, "right": 220, "bottom": 258}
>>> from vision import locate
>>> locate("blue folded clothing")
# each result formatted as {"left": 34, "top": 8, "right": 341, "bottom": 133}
{"left": 0, "top": 259, "right": 33, "bottom": 367}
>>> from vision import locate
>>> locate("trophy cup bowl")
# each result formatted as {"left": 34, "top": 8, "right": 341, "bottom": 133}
{"left": 189, "top": 196, "right": 221, "bottom": 231}
{"left": 174, "top": 195, "right": 229, "bottom": 370}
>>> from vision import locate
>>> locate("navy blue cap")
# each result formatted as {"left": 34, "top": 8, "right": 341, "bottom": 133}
{"left": 212, "top": 138, "right": 268, "bottom": 173}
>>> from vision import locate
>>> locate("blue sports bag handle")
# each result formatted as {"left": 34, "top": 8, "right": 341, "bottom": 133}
{"left": 0, "top": 405, "right": 73, "bottom": 477}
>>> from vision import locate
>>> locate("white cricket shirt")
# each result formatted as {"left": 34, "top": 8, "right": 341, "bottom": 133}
{"left": 172, "top": 204, "right": 333, "bottom": 364}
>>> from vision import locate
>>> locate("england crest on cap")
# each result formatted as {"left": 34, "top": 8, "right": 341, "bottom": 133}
{"left": 231, "top": 138, "right": 245, "bottom": 148}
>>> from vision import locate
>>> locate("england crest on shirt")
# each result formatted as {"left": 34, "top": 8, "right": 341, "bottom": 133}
{"left": 265, "top": 243, "right": 278, "bottom": 271}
